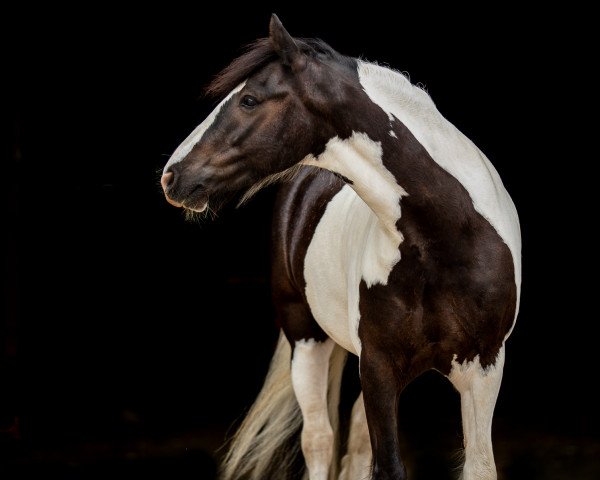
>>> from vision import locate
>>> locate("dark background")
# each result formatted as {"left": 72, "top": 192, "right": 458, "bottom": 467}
{"left": 2, "top": 3, "right": 596, "bottom": 479}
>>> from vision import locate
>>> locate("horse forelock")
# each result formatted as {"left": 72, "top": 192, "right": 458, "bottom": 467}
{"left": 206, "top": 37, "right": 350, "bottom": 100}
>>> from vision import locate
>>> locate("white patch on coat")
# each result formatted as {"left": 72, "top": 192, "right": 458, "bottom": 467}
{"left": 448, "top": 347, "right": 505, "bottom": 479}
{"left": 389, "top": 129, "right": 397, "bottom": 138}
{"left": 291, "top": 338, "right": 335, "bottom": 480}
{"left": 357, "top": 62, "right": 521, "bottom": 337}
{"left": 163, "top": 82, "right": 245, "bottom": 172}
{"left": 302, "top": 133, "right": 407, "bottom": 355}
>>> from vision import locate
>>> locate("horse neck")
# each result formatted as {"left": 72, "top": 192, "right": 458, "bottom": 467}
{"left": 301, "top": 131, "right": 406, "bottom": 244}
{"left": 300, "top": 63, "right": 438, "bottom": 242}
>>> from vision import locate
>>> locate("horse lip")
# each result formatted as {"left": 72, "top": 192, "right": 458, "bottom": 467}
{"left": 184, "top": 201, "right": 208, "bottom": 213}
{"left": 182, "top": 185, "right": 209, "bottom": 212}
{"left": 165, "top": 196, "right": 184, "bottom": 208}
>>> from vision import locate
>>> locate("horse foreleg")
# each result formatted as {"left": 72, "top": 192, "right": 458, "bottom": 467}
{"left": 449, "top": 346, "right": 505, "bottom": 480}
{"left": 291, "top": 338, "right": 336, "bottom": 480}
{"left": 360, "top": 346, "right": 410, "bottom": 480}
{"left": 339, "top": 392, "right": 372, "bottom": 480}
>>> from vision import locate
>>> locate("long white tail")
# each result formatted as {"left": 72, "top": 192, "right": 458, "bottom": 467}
{"left": 221, "top": 332, "right": 348, "bottom": 480}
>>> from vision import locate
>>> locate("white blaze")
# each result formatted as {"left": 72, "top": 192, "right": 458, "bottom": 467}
{"left": 163, "top": 82, "right": 245, "bottom": 172}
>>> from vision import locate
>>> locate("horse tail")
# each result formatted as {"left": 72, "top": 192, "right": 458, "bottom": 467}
{"left": 220, "top": 331, "right": 348, "bottom": 480}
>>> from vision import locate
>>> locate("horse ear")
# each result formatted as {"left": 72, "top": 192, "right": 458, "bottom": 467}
{"left": 269, "top": 14, "right": 306, "bottom": 71}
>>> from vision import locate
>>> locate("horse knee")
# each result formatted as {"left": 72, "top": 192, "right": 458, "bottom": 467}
{"left": 301, "top": 421, "right": 333, "bottom": 455}
{"left": 372, "top": 462, "right": 407, "bottom": 480}
{"left": 301, "top": 421, "right": 334, "bottom": 478}
{"left": 461, "top": 457, "right": 497, "bottom": 480}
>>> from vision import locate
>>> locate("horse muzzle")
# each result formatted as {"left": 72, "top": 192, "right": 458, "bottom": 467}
{"left": 161, "top": 170, "right": 209, "bottom": 212}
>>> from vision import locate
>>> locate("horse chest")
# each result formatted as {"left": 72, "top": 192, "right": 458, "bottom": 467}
{"left": 303, "top": 185, "right": 401, "bottom": 355}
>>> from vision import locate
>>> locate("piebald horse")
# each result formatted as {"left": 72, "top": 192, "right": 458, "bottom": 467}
{"left": 161, "top": 15, "right": 521, "bottom": 480}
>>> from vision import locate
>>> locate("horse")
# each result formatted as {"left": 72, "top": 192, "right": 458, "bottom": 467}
{"left": 160, "top": 15, "right": 521, "bottom": 480}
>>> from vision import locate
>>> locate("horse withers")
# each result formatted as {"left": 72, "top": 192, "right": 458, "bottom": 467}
{"left": 161, "top": 15, "right": 521, "bottom": 480}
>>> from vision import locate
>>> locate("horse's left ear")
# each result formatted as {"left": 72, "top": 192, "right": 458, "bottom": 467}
{"left": 269, "top": 14, "right": 306, "bottom": 72}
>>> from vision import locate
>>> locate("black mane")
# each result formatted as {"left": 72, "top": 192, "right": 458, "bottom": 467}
{"left": 206, "top": 37, "right": 349, "bottom": 100}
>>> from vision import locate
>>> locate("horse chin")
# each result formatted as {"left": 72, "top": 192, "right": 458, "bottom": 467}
{"left": 182, "top": 188, "right": 238, "bottom": 217}
{"left": 183, "top": 201, "right": 208, "bottom": 213}
{"left": 181, "top": 187, "right": 210, "bottom": 213}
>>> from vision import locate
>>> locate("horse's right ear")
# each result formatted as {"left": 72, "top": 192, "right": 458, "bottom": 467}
{"left": 269, "top": 14, "right": 306, "bottom": 72}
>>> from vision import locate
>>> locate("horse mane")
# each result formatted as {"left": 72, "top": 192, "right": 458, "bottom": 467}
{"left": 206, "top": 37, "right": 350, "bottom": 99}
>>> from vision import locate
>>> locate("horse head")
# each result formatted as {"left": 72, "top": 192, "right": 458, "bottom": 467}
{"left": 161, "top": 15, "right": 358, "bottom": 213}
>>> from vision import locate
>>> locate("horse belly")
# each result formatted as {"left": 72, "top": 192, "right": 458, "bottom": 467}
{"left": 304, "top": 248, "right": 356, "bottom": 355}
{"left": 304, "top": 185, "right": 398, "bottom": 356}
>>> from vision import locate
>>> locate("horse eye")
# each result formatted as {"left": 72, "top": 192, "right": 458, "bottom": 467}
{"left": 240, "top": 95, "right": 259, "bottom": 108}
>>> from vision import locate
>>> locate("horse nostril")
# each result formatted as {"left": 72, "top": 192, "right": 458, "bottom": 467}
{"left": 161, "top": 170, "right": 184, "bottom": 208}
{"left": 161, "top": 171, "right": 174, "bottom": 192}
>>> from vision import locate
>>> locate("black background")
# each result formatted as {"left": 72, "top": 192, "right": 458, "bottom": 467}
{"left": 3, "top": 3, "right": 596, "bottom": 479}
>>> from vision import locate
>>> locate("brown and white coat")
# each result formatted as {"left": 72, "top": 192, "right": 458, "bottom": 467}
{"left": 161, "top": 15, "right": 521, "bottom": 480}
